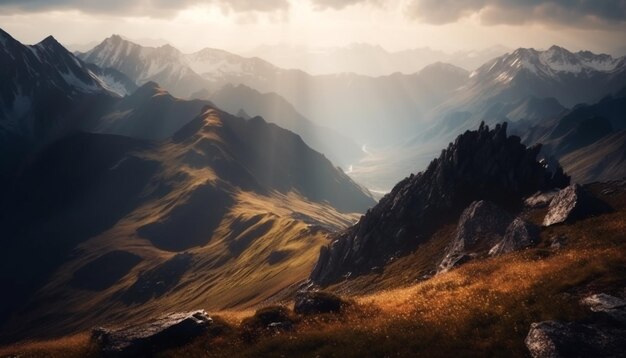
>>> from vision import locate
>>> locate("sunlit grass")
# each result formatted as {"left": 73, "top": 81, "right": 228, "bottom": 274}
{"left": 3, "top": 184, "right": 624, "bottom": 357}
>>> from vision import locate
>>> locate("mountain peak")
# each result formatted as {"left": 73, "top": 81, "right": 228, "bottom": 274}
{"left": 547, "top": 44, "right": 567, "bottom": 53}
{"left": 108, "top": 34, "right": 124, "bottom": 42}
{"left": 0, "top": 27, "right": 16, "bottom": 47}
{"left": 38, "top": 35, "right": 63, "bottom": 48}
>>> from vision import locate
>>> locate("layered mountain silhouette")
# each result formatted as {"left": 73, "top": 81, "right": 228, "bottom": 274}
{"left": 209, "top": 84, "right": 362, "bottom": 167}
{"left": 0, "top": 29, "right": 375, "bottom": 340}
{"left": 78, "top": 36, "right": 470, "bottom": 146}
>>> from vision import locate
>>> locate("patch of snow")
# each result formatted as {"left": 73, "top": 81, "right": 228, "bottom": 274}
{"left": 89, "top": 71, "right": 128, "bottom": 96}
{"left": 61, "top": 70, "right": 100, "bottom": 93}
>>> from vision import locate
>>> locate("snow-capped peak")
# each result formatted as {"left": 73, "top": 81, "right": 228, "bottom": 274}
{"left": 474, "top": 45, "right": 625, "bottom": 85}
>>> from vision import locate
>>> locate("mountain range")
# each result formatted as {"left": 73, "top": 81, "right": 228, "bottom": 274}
{"left": 0, "top": 29, "right": 376, "bottom": 339}
{"left": 77, "top": 36, "right": 471, "bottom": 147}
{"left": 245, "top": 43, "right": 510, "bottom": 76}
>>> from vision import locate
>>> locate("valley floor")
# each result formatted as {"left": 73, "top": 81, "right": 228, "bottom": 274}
{"left": 1, "top": 181, "right": 625, "bottom": 357}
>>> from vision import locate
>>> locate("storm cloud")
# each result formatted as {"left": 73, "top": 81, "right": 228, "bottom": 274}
{"left": 0, "top": 0, "right": 289, "bottom": 16}
{"left": 406, "top": 0, "right": 626, "bottom": 27}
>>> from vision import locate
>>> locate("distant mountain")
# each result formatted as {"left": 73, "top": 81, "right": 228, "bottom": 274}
{"left": 0, "top": 29, "right": 112, "bottom": 140}
{"left": 245, "top": 43, "right": 509, "bottom": 76}
{"left": 422, "top": 46, "right": 626, "bottom": 138}
{"left": 209, "top": 84, "right": 362, "bottom": 167}
{"left": 80, "top": 36, "right": 470, "bottom": 147}
{"left": 559, "top": 130, "right": 626, "bottom": 183}
{"left": 511, "top": 89, "right": 626, "bottom": 183}
{"left": 440, "top": 46, "right": 625, "bottom": 115}
{"left": 78, "top": 35, "right": 208, "bottom": 98}
{"left": 0, "top": 29, "right": 137, "bottom": 185}
{"left": 86, "top": 82, "right": 208, "bottom": 140}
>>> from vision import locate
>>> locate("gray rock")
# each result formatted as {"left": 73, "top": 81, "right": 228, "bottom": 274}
{"left": 525, "top": 190, "right": 559, "bottom": 208}
{"left": 489, "top": 218, "right": 540, "bottom": 256}
{"left": 582, "top": 293, "right": 626, "bottom": 312}
{"left": 543, "top": 184, "right": 611, "bottom": 227}
{"left": 92, "top": 310, "right": 212, "bottom": 356}
{"left": 439, "top": 200, "right": 512, "bottom": 273}
{"left": 581, "top": 293, "right": 626, "bottom": 325}
{"left": 525, "top": 320, "right": 626, "bottom": 358}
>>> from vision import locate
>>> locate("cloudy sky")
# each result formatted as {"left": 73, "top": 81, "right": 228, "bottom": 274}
{"left": 0, "top": 0, "right": 625, "bottom": 55}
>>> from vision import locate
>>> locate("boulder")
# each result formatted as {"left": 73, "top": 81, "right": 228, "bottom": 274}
{"left": 526, "top": 293, "right": 626, "bottom": 357}
{"left": 294, "top": 291, "right": 347, "bottom": 315}
{"left": 439, "top": 200, "right": 512, "bottom": 273}
{"left": 525, "top": 321, "right": 626, "bottom": 358}
{"left": 92, "top": 310, "right": 212, "bottom": 356}
{"left": 581, "top": 293, "right": 626, "bottom": 324}
{"left": 489, "top": 218, "right": 540, "bottom": 256}
{"left": 524, "top": 190, "right": 559, "bottom": 208}
{"left": 543, "top": 184, "right": 611, "bottom": 226}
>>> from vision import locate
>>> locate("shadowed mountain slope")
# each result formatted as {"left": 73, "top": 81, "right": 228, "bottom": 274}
{"left": 0, "top": 97, "right": 374, "bottom": 341}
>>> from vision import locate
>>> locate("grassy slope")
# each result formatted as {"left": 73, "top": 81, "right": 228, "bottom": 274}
{"left": 0, "top": 110, "right": 361, "bottom": 341}
{"left": 2, "top": 181, "right": 625, "bottom": 356}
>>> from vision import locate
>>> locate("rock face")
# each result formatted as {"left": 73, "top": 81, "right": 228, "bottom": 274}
{"left": 526, "top": 293, "right": 626, "bottom": 358}
{"left": 92, "top": 310, "right": 212, "bottom": 356}
{"left": 311, "top": 123, "right": 569, "bottom": 285}
{"left": 294, "top": 291, "right": 346, "bottom": 315}
{"left": 543, "top": 184, "right": 611, "bottom": 226}
{"left": 489, "top": 218, "right": 540, "bottom": 256}
{"left": 439, "top": 201, "right": 512, "bottom": 273}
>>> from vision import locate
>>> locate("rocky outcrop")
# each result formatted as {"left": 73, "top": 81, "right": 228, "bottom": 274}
{"left": 294, "top": 291, "right": 347, "bottom": 315}
{"left": 543, "top": 184, "right": 611, "bottom": 226}
{"left": 92, "top": 310, "right": 212, "bottom": 356}
{"left": 489, "top": 218, "right": 540, "bottom": 256}
{"left": 311, "top": 122, "right": 569, "bottom": 285}
{"left": 438, "top": 201, "right": 540, "bottom": 272}
{"left": 526, "top": 293, "right": 626, "bottom": 358}
{"left": 439, "top": 201, "right": 512, "bottom": 272}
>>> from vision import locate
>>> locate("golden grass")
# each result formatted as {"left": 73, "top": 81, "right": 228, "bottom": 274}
{"left": 2, "top": 183, "right": 624, "bottom": 357}
{"left": 0, "top": 333, "right": 95, "bottom": 358}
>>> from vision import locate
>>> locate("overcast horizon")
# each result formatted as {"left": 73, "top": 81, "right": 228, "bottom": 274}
{"left": 1, "top": 0, "right": 625, "bottom": 57}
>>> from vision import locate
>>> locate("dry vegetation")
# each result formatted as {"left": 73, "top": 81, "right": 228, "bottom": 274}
{"left": 2, "top": 182, "right": 625, "bottom": 357}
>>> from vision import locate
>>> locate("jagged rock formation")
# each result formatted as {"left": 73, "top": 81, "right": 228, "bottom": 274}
{"left": 92, "top": 310, "right": 212, "bottom": 356}
{"left": 543, "top": 184, "right": 611, "bottom": 226}
{"left": 311, "top": 122, "right": 569, "bottom": 285}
